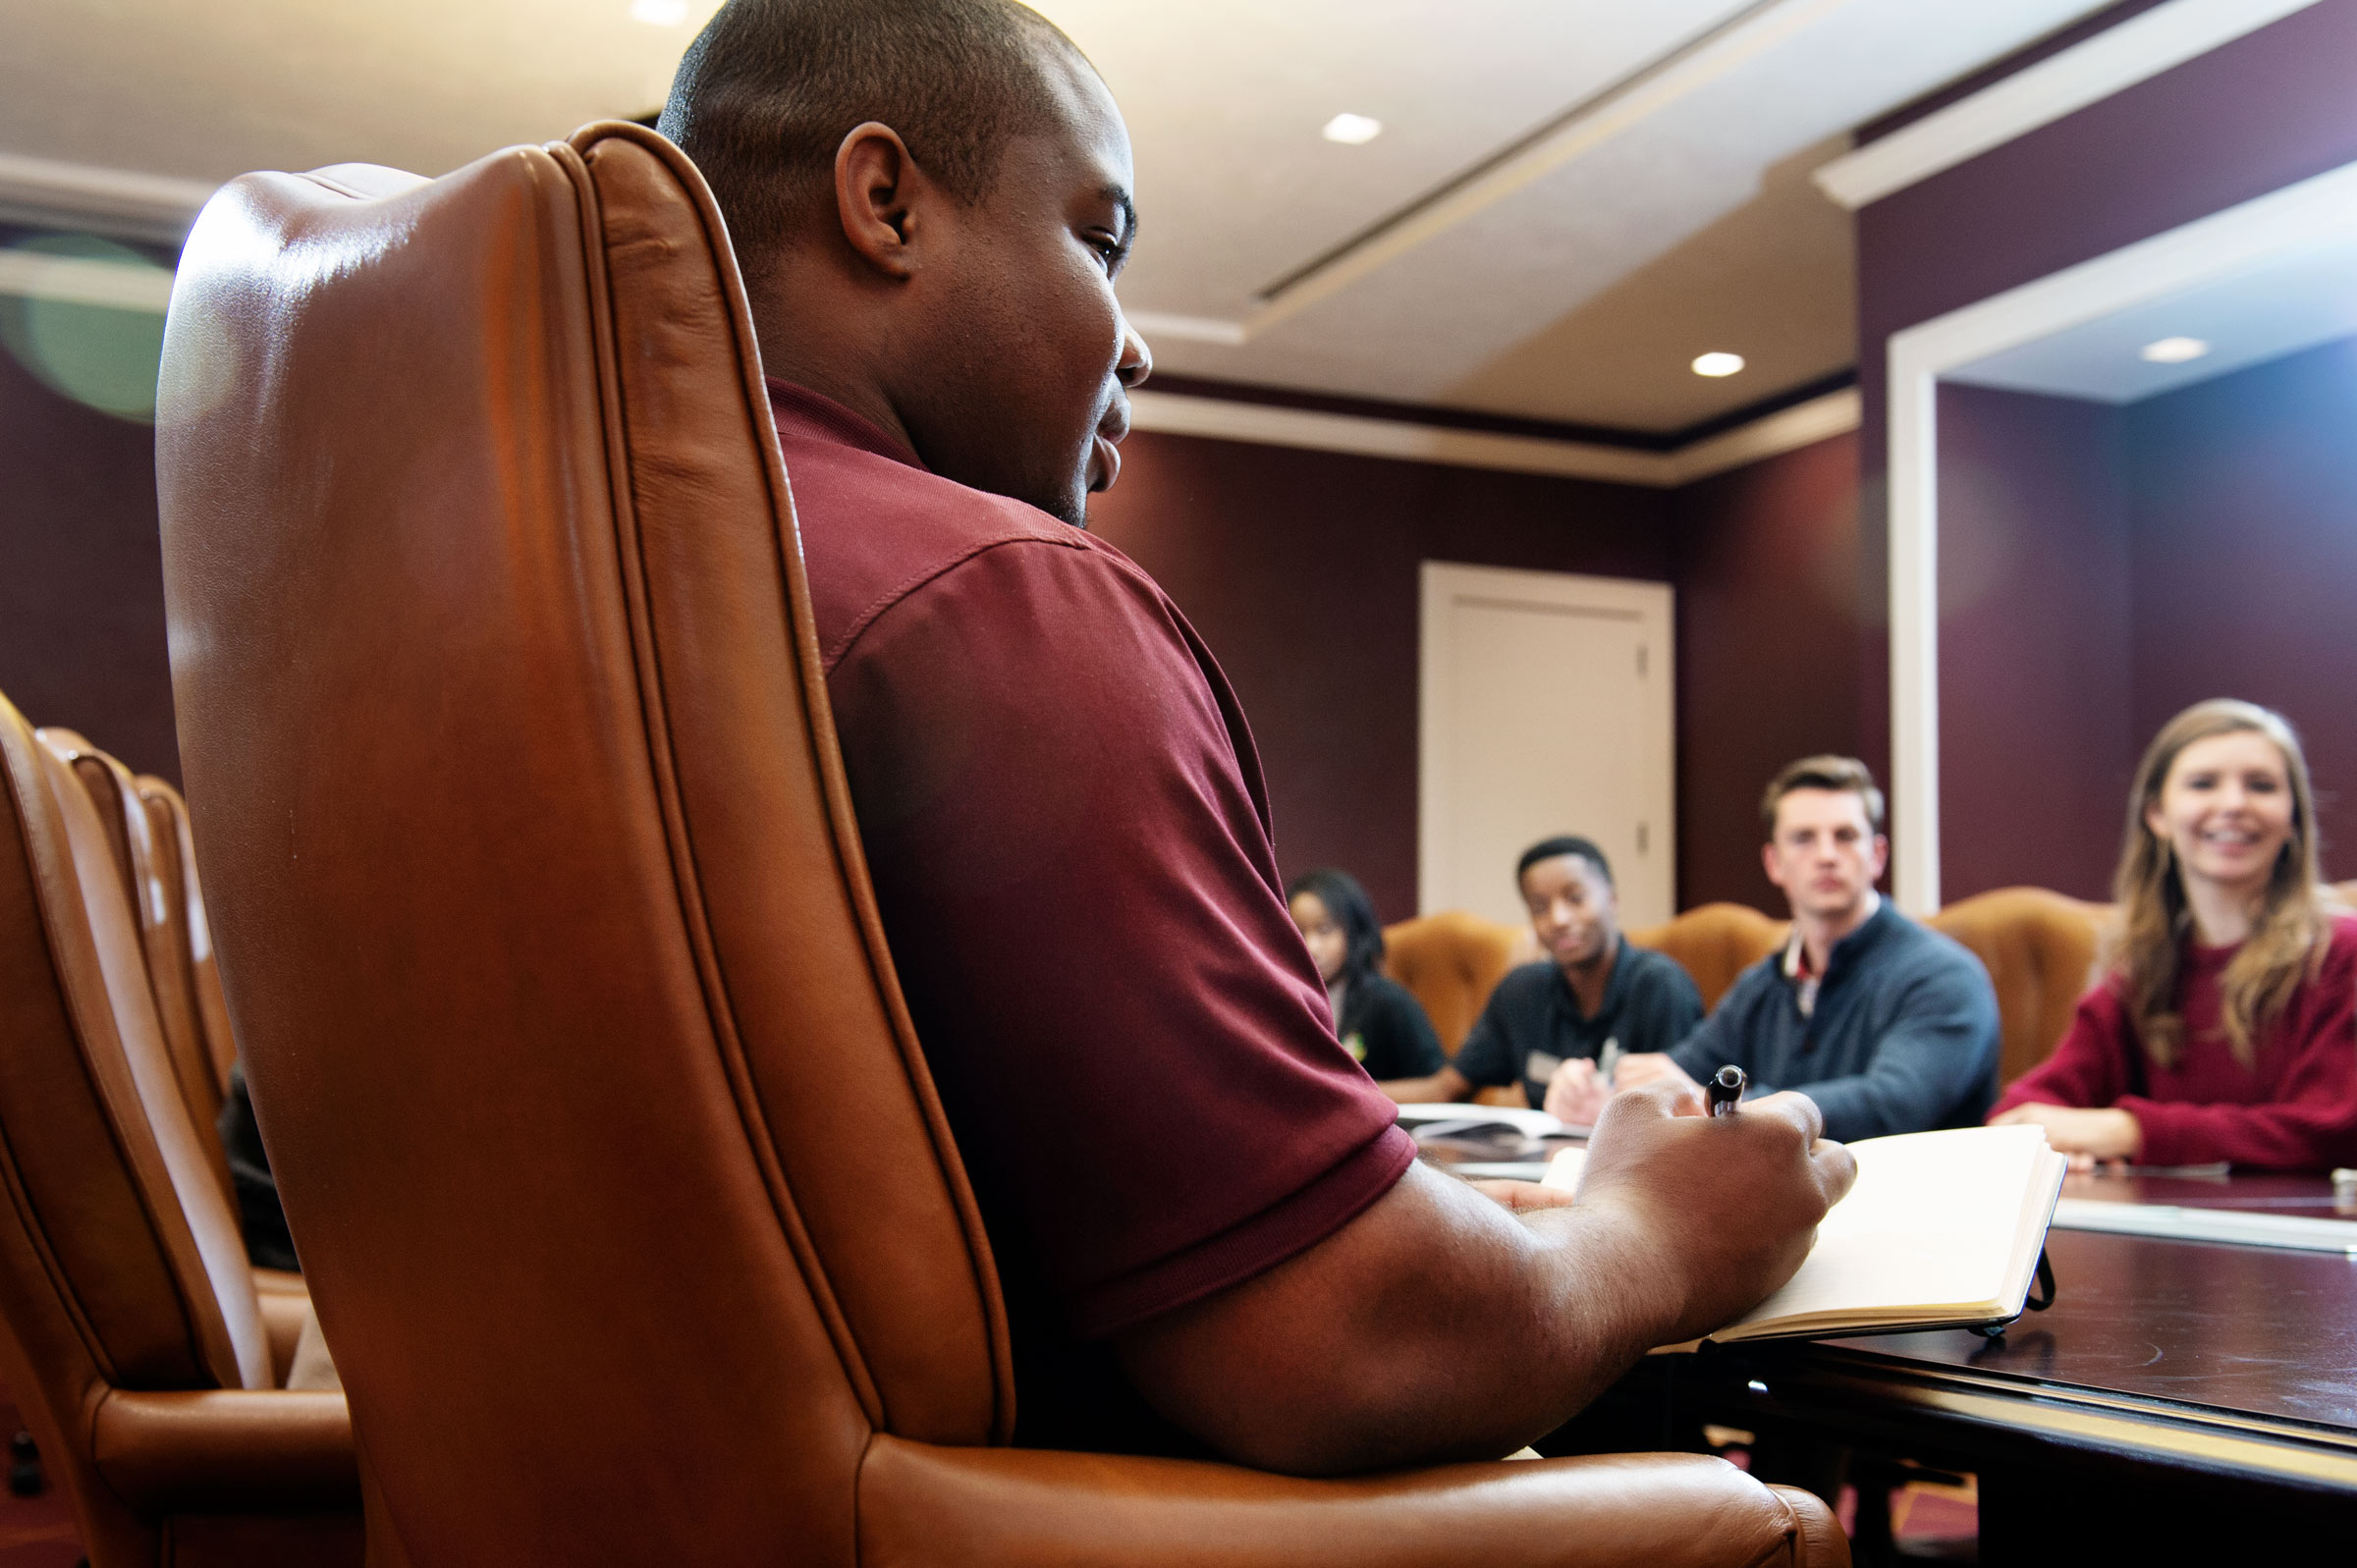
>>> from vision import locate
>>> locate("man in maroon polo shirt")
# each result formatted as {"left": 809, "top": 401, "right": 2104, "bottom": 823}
{"left": 663, "top": 0, "right": 1853, "bottom": 1473}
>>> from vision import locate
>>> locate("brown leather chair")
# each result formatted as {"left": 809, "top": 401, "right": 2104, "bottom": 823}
{"left": 1382, "top": 909, "right": 1530, "bottom": 1053}
{"left": 1626, "top": 902, "right": 1789, "bottom": 1012}
{"left": 134, "top": 771, "right": 243, "bottom": 1105}
{"left": 154, "top": 123, "right": 1841, "bottom": 1565}
{"left": 1927, "top": 887, "right": 2106, "bottom": 1088}
{"left": 36, "top": 729, "right": 236, "bottom": 1199}
{"left": 0, "top": 695, "right": 357, "bottom": 1566}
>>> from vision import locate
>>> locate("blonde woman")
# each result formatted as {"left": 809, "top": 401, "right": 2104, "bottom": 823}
{"left": 1992, "top": 699, "right": 2357, "bottom": 1170}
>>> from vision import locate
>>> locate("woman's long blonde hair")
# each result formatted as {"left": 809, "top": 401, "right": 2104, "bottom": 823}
{"left": 2109, "top": 699, "right": 2329, "bottom": 1068}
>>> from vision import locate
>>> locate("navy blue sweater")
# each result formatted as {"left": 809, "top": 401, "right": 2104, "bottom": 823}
{"left": 1667, "top": 900, "right": 1998, "bottom": 1142}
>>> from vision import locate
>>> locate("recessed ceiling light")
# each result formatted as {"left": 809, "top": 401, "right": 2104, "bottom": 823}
{"left": 1691, "top": 351, "right": 1745, "bottom": 378}
{"left": 630, "top": 0, "right": 688, "bottom": 25}
{"left": 2140, "top": 336, "right": 2211, "bottom": 363}
{"left": 1322, "top": 113, "right": 1383, "bottom": 145}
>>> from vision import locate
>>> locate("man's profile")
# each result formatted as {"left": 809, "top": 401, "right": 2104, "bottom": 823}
{"left": 661, "top": 0, "right": 1853, "bottom": 1475}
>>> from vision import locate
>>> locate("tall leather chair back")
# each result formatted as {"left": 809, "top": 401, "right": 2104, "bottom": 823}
{"left": 1382, "top": 910, "right": 1527, "bottom": 1053}
{"left": 136, "top": 772, "right": 242, "bottom": 1101}
{"left": 1928, "top": 886, "right": 2105, "bottom": 1086}
{"left": 158, "top": 124, "right": 1010, "bottom": 1562}
{"left": 36, "top": 729, "right": 236, "bottom": 1196}
{"left": 1625, "top": 902, "right": 1789, "bottom": 1012}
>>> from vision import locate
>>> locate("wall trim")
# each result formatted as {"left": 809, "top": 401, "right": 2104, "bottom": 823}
{"left": 1814, "top": 0, "right": 2322, "bottom": 211}
{"left": 1883, "top": 153, "right": 2357, "bottom": 914}
{"left": 1127, "top": 386, "right": 1858, "bottom": 488}
{"left": 0, "top": 150, "right": 217, "bottom": 239}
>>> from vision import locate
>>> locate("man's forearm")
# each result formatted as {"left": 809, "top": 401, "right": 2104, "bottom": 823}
{"left": 1115, "top": 1162, "right": 1683, "bottom": 1475}
{"left": 1378, "top": 1065, "right": 1470, "bottom": 1105}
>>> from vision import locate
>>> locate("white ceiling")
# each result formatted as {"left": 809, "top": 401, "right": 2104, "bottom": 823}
{"left": 1, "top": 0, "right": 2124, "bottom": 432}
{"left": 1946, "top": 235, "right": 2357, "bottom": 404}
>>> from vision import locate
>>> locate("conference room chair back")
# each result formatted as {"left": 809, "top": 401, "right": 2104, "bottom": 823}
{"left": 1624, "top": 902, "right": 1790, "bottom": 1012}
{"left": 1926, "top": 887, "right": 2106, "bottom": 1088}
{"left": 36, "top": 728, "right": 236, "bottom": 1199}
{"left": 135, "top": 772, "right": 243, "bottom": 1103}
{"left": 1381, "top": 909, "right": 1527, "bottom": 1052}
{"left": 154, "top": 120, "right": 1843, "bottom": 1566}
{"left": 0, "top": 695, "right": 358, "bottom": 1566}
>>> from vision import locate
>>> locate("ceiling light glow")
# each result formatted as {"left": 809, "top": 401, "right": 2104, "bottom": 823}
{"left": 2140, "top": 336, "right": 2211, "bottom": 364}
{"left": 1322, "top": 113, "right": 1383, "bottom": 146}
{"left": 1690, "top": 351, "right": 1745, "bottom": 378}
{"left": 630, "top": 0, "right": 689, "bottom": 25}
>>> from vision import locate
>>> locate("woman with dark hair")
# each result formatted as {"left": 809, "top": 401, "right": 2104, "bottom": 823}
{"left": 1287, "top": 868, "right": 1445, "bottom": 1089}
{"left": 1992, "top": 698, "right": 2357, "bottom": 1170}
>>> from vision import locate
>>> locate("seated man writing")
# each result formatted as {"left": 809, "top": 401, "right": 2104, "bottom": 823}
{"left": 664, "top": 0, "right": 1853, "bottom": 1475}
{"left": 1613, "top": 757, "right": 2000, "bottom": 1141}
{"left": 1386, "top": 836, "right": 1702, "bottom": 1113}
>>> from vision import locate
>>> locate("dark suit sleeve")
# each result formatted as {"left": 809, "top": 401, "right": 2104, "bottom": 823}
{"left": 1359, "top": 979, "right": 1446, "bottom": 1079}
{"left": 1794, "top": 959, "right": 2001, "bottom": 1141}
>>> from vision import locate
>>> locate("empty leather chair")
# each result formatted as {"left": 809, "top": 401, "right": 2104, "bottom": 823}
{"left": 1626, "top": 901, "right": 1790, "bottom": 1011}
{"left": 134, "top": 771, "right": 242, "bottom": 1104}
{"left": 36, "top": 729, "right": 236, "bottom": 1199}
{"left": 0, "top": 695, "right": 357, "bottom": 1566}
{"left": 156, "top": 123, "right": 1843, "bottom": 1565}
{"left": 1382, "top": 909, "right": 1530, "bottom": 1053}
{"left": 1928, "top": 887, "right": 2105, "bottom": 1087}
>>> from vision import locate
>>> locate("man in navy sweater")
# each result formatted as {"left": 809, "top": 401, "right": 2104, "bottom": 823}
{"left": 1616, "top": 757, "right": 1999, "bottom": 1142}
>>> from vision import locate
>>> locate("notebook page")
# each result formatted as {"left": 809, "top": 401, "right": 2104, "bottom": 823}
{"left": 1722, "top": 1125, "right": 2052, "bottom": 1332}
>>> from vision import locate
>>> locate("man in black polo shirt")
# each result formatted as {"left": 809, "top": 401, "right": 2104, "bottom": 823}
{"left": 1389, "top": 837, "right": 1702, "bottom": 1114}
{"left": 1615, "top": 757, "right": 1999, "bottom": 1141}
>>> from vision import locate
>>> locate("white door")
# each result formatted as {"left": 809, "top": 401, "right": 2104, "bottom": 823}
{"left": 1419, "top": 563, "right": 1674, "bottom": 930}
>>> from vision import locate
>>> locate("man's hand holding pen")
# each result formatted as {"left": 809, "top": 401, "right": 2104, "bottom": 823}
{"left": 1568, "top": 1078, "right": 1858, "bottom": 1346}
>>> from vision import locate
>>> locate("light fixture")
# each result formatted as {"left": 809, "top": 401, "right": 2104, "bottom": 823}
{"left": 2140, "top": 336, "right": 2211, "bottom": 363}
{"left": 1690, "top": 351, "right": 1745, "bottom": 378}
{"left": 1322, "top": 113, "right": 1383, "bottom": 145}
{"left": 630, "top": 0, "right": 689, "bottom": 25}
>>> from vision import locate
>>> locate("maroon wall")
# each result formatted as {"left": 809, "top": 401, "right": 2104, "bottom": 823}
{"left": 1935, "top": 386, "right": 2132, "bottom": 901}
{"left": 1854, "top": 0, "right": 2357, "bottom": 797}
{"left": 0, "top": 335, "right": 179, "bottom": 784}
{"left": 2126, "top": 338, "right": 2357, "bottom": 877}
{"left": 1086, "top": 429, "right": 1675, "bottom": 926}
{"left": 1852, "top": 0, "right": 2357, "bottom": 899}
{"left": 1671, "top": 430, "right": 1865, "bottom": 913}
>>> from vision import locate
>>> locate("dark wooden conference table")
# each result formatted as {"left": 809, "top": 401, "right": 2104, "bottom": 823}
{"left": 1420, "top": 1132, "right": 2357, "bottom": 1559}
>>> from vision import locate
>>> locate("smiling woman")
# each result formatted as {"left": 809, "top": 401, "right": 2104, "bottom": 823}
{"left": 1992, "top": 699, "right": 2357, "bottom": 1172}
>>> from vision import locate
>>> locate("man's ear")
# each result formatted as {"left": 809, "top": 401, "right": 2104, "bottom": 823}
{"left": 831, "top": 122, "right": 932, "bottom": 280}
{"left": 1869, "top": 834, "right": 1891, "bottom": 882}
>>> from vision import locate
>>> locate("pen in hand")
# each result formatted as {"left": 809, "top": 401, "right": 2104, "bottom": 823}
{"left": 1707, "top": 1064, "right": 1746, "bottom": 1117}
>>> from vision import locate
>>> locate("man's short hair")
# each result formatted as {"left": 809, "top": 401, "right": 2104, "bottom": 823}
{"left": 1761, "top": 755, "right": 1886, "bottom": 834}
{"left": 658, "top": 0, "right": 1081, "bottom": 292}
{"left": 1515, "top": 836, "right": 1613, "bottom": 891}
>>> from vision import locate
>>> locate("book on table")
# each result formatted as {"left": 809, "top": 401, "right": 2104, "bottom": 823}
{"left": 1542, "top": 1123, "right": 2067, "bottom": 1345}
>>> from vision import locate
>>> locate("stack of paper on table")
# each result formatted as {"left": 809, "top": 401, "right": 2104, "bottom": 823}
{"left": 1541, "top": 1123, "right": 2067, "bottom": 1344}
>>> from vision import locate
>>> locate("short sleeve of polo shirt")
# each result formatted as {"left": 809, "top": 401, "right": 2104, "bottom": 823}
{"left": 819, "top": 526, "right": 1413, "bottom": 1340}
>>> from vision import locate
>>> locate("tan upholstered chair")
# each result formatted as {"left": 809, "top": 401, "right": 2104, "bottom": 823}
{"left": 1928, "top": 887, "right": 2106, "bottom": 1087}
{"left": 1381, "top": 910, "right": 1529, "bottom": 1053}
{"left": 156, "top": 123, "right": 1843, "bottom": 1565}
{"left": 0, "top": 697, "right": 356, "bottom": 1567}
{"left": 1626, "top": 902, "right": 1789, "bottom": 1012}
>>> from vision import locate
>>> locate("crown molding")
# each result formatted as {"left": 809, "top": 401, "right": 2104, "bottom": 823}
{"left": 0, "top": 150, "right": 218, "bottom": 239}
{"left": 1814, "top": 0, "right": 2322, "bottom": 211}
{"left": 1126, "top": 386, "right": 1858, "bottom": 488}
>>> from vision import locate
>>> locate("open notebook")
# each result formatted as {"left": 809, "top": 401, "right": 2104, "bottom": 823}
{"left": 1543, "top": 1123, "right": 2067, "bottom": 1344}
